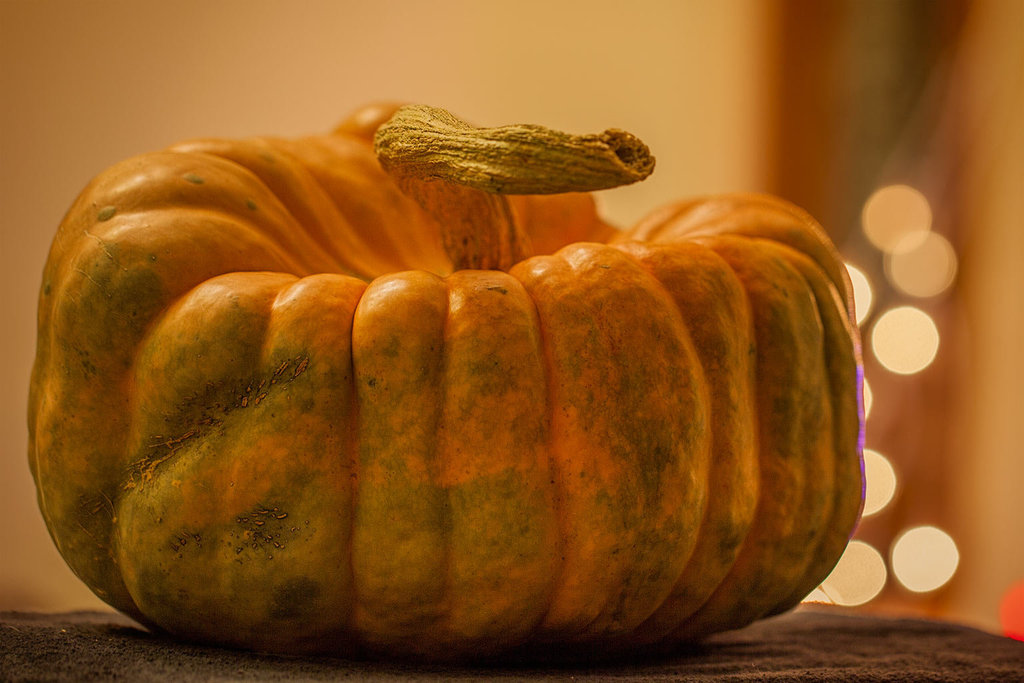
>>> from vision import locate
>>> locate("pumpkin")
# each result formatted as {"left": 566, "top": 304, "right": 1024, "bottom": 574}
{"left": 29, "top": 103, "right": 864, "bottom": 661}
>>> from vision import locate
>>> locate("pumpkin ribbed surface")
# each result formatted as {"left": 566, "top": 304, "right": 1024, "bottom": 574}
{"left": 29, "top": 104, "right": 863, "bottom": 660}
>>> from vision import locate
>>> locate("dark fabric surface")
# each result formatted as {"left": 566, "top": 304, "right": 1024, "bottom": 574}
{"left": 2, "top": 607, "right": 1021, "bottom": 681}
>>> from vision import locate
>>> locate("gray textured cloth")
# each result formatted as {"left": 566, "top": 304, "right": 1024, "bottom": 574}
{"left": 2, "top": 607, "right": 1022, "bottom": 681}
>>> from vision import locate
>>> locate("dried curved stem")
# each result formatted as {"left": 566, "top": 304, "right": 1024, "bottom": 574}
{"left": 373, "top": 104, "right": 655, "bottom": 270}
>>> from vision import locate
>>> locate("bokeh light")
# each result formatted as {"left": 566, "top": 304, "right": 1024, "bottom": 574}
{"left": 871, "top": 306, "right": 940, "bottom": 375}
{"left": 891, "top": 526, "right": 960, "bottom": 593}
{"left": 999, "top": 580, "right": 1024, "bottom": 641}
{"left": 862, "top": 449, "right": 897, "bottom": 517}
{"left": 886, "top": 231, "right": 958, "bottom": 298}
{"left": 863, "top": 377, "right": 873, "bottom": 419}
{"left": 818, "top": 540, "right": 888, "bottom": 606}
{"left": 862, "top": 184, "right": 932, "bottom": 253}
{"left": 845, "top": 262, "right": 874, "bottom": 325}
{"left": 802, "top": 587, "right": 834, "bottom": 605}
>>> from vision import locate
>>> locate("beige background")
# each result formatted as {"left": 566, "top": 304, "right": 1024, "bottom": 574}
{"left": 1, "top": 0, "right": 1021, "bottom": 636}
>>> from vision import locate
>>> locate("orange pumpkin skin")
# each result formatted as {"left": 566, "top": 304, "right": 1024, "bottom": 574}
{"left": 29, "top": 103, "right": 863, "bottom": 660}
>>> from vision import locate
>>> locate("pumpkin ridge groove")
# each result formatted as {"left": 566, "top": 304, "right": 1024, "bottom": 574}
{"left": 343, "top": 288, "right": 363, "bottom": 641}
{"left": 93, "top": 149, "right": 336, "bottom": 277}
{"left": 743, "top": 195, "right": 852, "bottom": 312}
{"left": 168, "top": 145, "right": 367, "bottom": 279}
{"left": 674, "top": 236, "right": 829, "bottom": 635}
{"left": 80, "top": 205, "right": 312, "bottom": 278}
{"left": 746, "top": 240, "right": 835, "bottom": 615}
{"left": 664, "top": 237, "right": 767, "bottom": 638}
{"left": 284, "top": 136, "right": 445, "bottom": 277}
{"left": 254, "top": 138, "right": 408, "bottom": 278}
{"left": 766, "top": 248, "right": 864, "bottom": 613}
{"left": 610, "top": 243, "right": 720, "bottom": 639}
{"left": 613, "top": 241, "right": 759, "bottom": 642}
{"left": 601, "top": 244, "right": 714, "bottom": 631}
{"left": 766, "top": 257, "right": 841, "bottom": 614}
{"left": 699, "top": 195, "right": 852, "bottom": 316}
{"left": 508, "top": 256, "right": 570, "bottom": 643}
{"left": 31, "top": 238, "right": 158, "bottom": 616}
{"left": 435, "top": 279, "right": 456, "bottom": 638}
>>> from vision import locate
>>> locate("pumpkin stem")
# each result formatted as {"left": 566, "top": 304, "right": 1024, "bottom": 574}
{"left": 374, "top": 104, "right": 655, "bottom": 271}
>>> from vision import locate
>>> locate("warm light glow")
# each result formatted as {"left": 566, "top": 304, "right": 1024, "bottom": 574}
{"left": 819, "top": 540, "right": 887, "bottom": 606}
{"left": 891, "top": 526, "right": 959, "bottom": 593}
{"left": 862, "top": 184, "right": 932, "bottom": 253}
{"left": 845, "top": 262, "right": 874, "bottom": 325}
{"left": 886, "top": 231, "right": 958, "bottom": 298}
{"left": 871, "top": 306, "right": 940, "bottom": 375}
{"left": 1000, "top": 580, "right": 1024, "bottom": 641}
{"left": 863, "top": 378, "right": 873, "bottom": 419}
{"left": 862, "top": 449, "right": 897, "bottom": 516}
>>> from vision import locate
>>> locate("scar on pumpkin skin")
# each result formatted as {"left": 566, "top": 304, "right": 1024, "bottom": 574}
{"left": 233, "top": 505, "right": 297, "bottom": 561}
{"left": 123, "top": 355, "right": 313, "bottom": 491}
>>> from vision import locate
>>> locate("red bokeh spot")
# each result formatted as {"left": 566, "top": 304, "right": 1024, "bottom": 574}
{"left": 999, "top": 579, "right": 1024, "bottom": 642}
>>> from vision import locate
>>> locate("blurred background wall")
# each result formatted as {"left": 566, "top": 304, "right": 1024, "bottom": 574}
{"left": 764, "top": 0, "right": 1023, "bottom": 638}
{"left": 1, "top": 0, "right": 1020, "bottom": 637}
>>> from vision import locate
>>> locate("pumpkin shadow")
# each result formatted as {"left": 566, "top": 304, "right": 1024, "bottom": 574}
{"left": 6, "top": 611, "right": 751, "bottom": 680}
{"left": 127, "top": 625, "right": 727, "bottom": 678}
